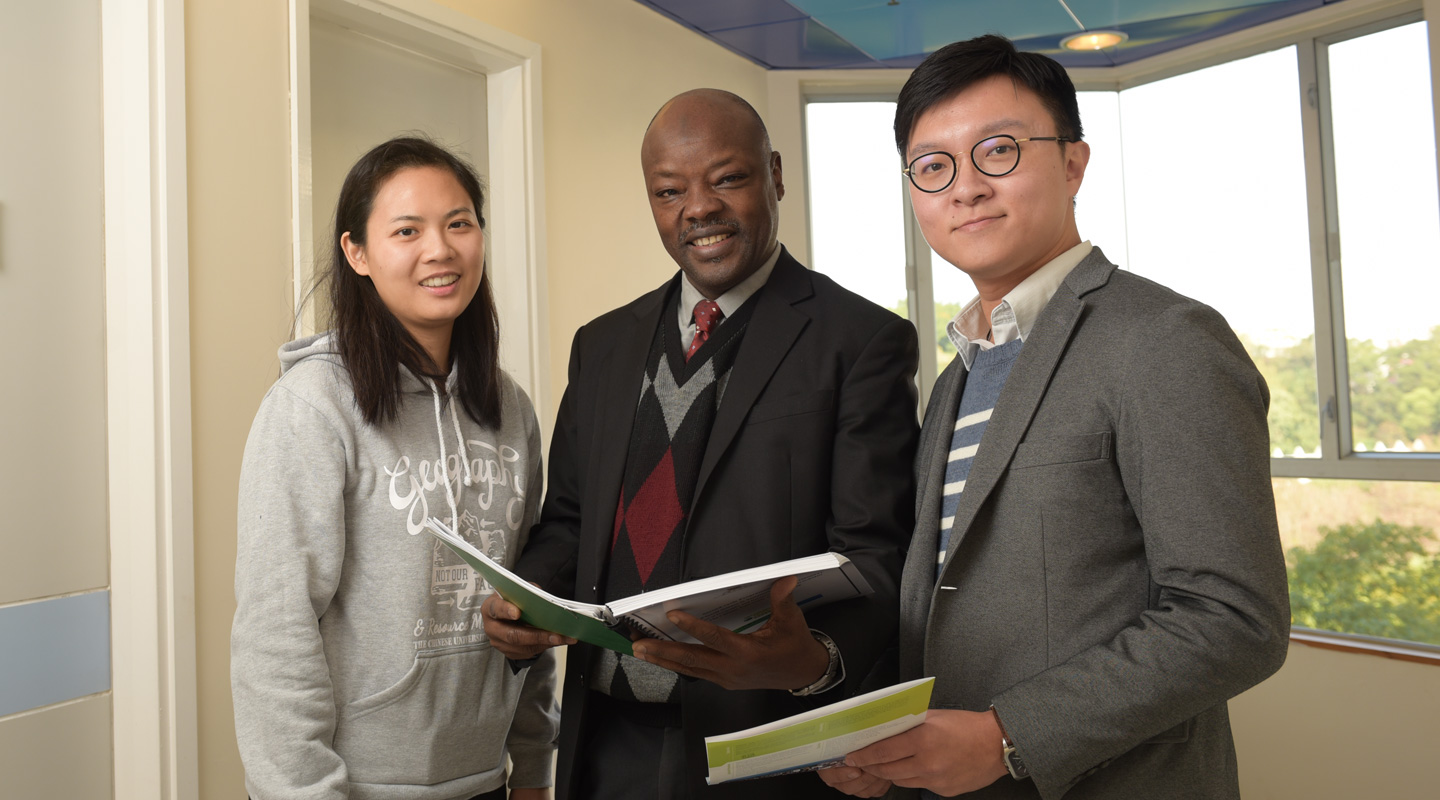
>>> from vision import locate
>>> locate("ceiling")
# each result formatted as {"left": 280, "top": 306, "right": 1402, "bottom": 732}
{"left": 631, "top": 0, "right": 1349, "bottom": 69}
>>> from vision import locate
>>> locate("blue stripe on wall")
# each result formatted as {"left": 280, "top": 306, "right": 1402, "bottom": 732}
{"left": 0, "top": 591, "right": 110, "bottom": 717}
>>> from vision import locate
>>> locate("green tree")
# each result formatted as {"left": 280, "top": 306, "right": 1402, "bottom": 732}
{"left": 1243, "top": 326, "right": 1440, "bottom": 454}
{"left": 1348, "top": 325, "right": 1440, "bottom": 450}
{"left": 1287, "top": 519, "right": 1440, "bottom": 646}
{"left": 1242, "top": 334, "right": 1319, "bottom": 454}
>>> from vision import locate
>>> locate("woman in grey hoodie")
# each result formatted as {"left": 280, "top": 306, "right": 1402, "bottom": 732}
{"left": 233, "top": 137, "right": 558, "bottom": 800}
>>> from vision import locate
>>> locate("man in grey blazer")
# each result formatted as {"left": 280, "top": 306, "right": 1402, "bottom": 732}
{"left": 821, "top": 35, "right": 1290, "bottom": 799}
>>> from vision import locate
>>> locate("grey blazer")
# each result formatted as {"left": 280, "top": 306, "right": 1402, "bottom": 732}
{"left": 898, "top": 248, "right": 1290, "bottom": 799}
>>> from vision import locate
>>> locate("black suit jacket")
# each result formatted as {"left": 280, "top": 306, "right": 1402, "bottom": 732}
{"left": 517, "top": 249, "right": 920, "bottom": 798}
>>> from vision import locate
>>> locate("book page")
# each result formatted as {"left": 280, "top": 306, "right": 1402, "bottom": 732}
{"left": 704, "top": 677, "right": 935, "bottom": 784}
{"left": 615, "top": 555, "right": 871, "bottom": 643}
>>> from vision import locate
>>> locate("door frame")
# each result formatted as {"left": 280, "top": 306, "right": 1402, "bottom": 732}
{"left": 291, "top": 0, "right": 551, "bottom": 410}
{"left": 102, "top": 0, "right": 198, "bottom": 798}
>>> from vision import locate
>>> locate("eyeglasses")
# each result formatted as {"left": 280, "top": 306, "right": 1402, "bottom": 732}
{"left": 903, "top": 135, "right": 1074, "bottom": 192}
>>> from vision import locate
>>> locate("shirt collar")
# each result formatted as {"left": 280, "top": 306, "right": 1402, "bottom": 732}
{"left": 678, "top": 243, "right": 782, "bottom": 331}
{"left": 947, "top": 241, "right": 1093, "bottom": 371}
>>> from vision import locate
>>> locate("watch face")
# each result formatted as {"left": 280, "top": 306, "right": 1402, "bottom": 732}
{"left": 1005, "top": 747, "right": 1030, "bottom": 779}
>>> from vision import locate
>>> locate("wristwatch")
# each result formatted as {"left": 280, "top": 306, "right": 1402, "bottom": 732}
{"left": 991, "top": 706, "right": 1031, "bottom": 781}
{"left": 790, "top": 630, "right": 843, "bottom": 696}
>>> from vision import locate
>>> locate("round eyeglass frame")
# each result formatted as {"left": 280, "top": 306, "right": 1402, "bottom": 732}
{"left": 903, "top": 135, "right": 1074, "bottom": 192}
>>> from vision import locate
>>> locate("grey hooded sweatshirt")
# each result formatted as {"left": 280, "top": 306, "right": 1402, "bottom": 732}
{"left": 233, "top": 333, "right": 558, "bottom": 800}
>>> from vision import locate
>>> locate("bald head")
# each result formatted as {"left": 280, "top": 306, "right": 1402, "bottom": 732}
{"left": 643, "top": 89, "right": 772, "bottom": 160}
{"left": 639, "top": 89, "right": 785, "bottom": 300}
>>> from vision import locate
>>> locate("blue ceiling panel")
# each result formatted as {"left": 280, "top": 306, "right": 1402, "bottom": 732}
{"left": 1066, "top": 0, "right": 1297, "bottom": 28}
{"left": 708, "top": 17, "right": 878, "bottom": 69}
{"left": 639, "top": 0, "right": 807, "bottom": 32}
{"left": 630, "top": 0, "right": 1351, "bottom": 69}
{"left": 791, "top": 0, "right": 1080, "bottom": 62}
{"left": 1021, "top": 0, "right": 1327, "bottom": 67}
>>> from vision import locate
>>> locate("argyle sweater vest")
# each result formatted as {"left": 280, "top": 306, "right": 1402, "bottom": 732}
{"left": 591, "top": 287, "right": 756, "bottom": 703}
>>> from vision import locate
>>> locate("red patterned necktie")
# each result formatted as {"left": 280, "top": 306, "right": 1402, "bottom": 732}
{"left": 685, "top": 299, "right": 724, "bottom": 361}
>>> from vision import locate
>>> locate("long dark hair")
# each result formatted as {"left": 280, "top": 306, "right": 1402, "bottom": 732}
{"left": 327, "top": 136, "right": 502, "bottom": 428}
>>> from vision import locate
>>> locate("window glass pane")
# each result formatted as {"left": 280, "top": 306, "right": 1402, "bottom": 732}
{"left": 1118, "top": 47, "right": 1318, "bottom": 458}
{"left": 931, "top": 246, "right": 967, "bottom": 374}
{"left": 805, "top": 102, "right": 907, "bottom": 317}
{"left": 1328, "top": 22, "right": 1440, "bottom": 456}
{"left": 1074, "top": 91, "right": 1127, "bottom": 269}
{"left": 1276, "top": 477, "right": 1440, "bottom": 646}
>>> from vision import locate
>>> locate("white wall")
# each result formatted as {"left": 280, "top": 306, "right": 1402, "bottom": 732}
{"left": 0, "top": 0, "right": 114, "bottom": 795}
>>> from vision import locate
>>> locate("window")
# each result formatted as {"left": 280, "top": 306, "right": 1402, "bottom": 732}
{"left": 1327, "top": 22, "right": 1440, "bottom": 459}
{"left": 801, "top": 13, "right": 1440, "bottom": 651}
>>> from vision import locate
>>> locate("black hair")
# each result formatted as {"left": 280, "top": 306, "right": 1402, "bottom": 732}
{"left": 326, "top": 135, "right": 502, "bottom": 428}
{"left": 894, "top": 34, "right": 1083, "bottom": 156}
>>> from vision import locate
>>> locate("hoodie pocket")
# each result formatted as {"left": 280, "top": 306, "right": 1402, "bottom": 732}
{"left": 334, "top": 645, "right": 521, "bottom": 787}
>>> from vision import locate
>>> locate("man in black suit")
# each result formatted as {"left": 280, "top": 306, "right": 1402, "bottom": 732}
{"left": 482, "top": 89, "right": 920, "bottom": 799}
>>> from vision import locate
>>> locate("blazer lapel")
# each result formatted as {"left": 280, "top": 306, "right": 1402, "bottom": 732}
{"left": 580, "top": 278, "right": 675, "bottom": 595}
{"left": 934, "top": 251, "right": 1115, "bottom": 587}
{"left": 691, "top": 251, "right": 811, "bottom": 507}
{"left": 899, "top": 359, "right": 966, "bottom": 679}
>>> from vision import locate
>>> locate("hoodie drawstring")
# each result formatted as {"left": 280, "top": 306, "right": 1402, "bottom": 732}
{"left": 431, "top": 381, "right": 474, "bottom": 529}
{"left": 447, "top": 394, "right": 476, "bottom": 488}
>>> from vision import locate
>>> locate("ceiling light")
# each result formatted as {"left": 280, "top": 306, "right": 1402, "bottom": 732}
{"left": 1060, "top": 30, "right": 1128, "bottom": 51}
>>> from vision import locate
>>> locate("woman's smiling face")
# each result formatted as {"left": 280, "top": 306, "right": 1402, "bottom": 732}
{"left": 341, "top": 165, "right": 485, "bottom": 363}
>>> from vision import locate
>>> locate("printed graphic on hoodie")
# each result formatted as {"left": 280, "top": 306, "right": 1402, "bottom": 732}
{"left": 387, "top": 437, "right": 529, "bottom": 651}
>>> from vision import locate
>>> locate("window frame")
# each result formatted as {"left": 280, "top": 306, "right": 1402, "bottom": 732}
{"left": 775, "top": 0, "right": 1440, "bottom": 657}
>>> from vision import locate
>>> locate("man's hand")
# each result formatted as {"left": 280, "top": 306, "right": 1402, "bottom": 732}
{"left": 508, "top": 787, "right": 551, "bottom": 800}
{"left": 817, "top": 765, "right": 892, "bottom": 797}
{"left": 630, "top": 576, "right": 830, "bottom": 691}
{"left": 480, "top": 593, "right": 575, "bottom": 660}
{"left": 841, "top": 709, "right": 1009, "bottom": 795}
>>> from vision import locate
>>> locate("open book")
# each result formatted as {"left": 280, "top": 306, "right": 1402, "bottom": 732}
{"left": 425, "top": 517, "right": 874, "bottom": 657}
{"left": 704, "top": 677, "right": 935, "bottom": 784}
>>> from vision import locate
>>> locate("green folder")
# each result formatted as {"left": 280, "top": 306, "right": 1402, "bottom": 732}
{"left": 426, "top": 518, "right": 636, "bottom": 655}
{"left": 704, "top": 677, "right": 935, "bottom": 784}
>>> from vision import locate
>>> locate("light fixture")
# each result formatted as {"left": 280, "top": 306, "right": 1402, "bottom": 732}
{"left": 1060, "top": 30, "right": 1128, "bottom": 51}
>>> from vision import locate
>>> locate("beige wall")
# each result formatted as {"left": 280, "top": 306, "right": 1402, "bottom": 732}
{"left": 433, "top": 0, "right": 771, "bottom": 405}
{"left": 185, "top": 0, "right": 766, "bottom": 795}
{"left": 1232, "top": 643, "right": 1440, "bottom": 797}
{"left": 186, "top": 1, "right": 295, "bottom": 797}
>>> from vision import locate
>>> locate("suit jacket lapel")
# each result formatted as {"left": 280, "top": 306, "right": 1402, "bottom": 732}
{"left": 934, "top": 250, "right": 1115, "bottom": 586}
{"left": 691, "top": 250, "right": 811, "bottom": 507}
{"left": 581, "top": 278, "right": 675, "bottom": 593}
{"left": 899, "top": 358, "right": 966, "bottom": 679}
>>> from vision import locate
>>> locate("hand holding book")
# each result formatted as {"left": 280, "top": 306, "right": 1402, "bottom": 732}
{"left": 630, "top": 575, "right": 833, "bottom": 692}
{"left": 481, "top": 593, "right": 577, "bottom": 661}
